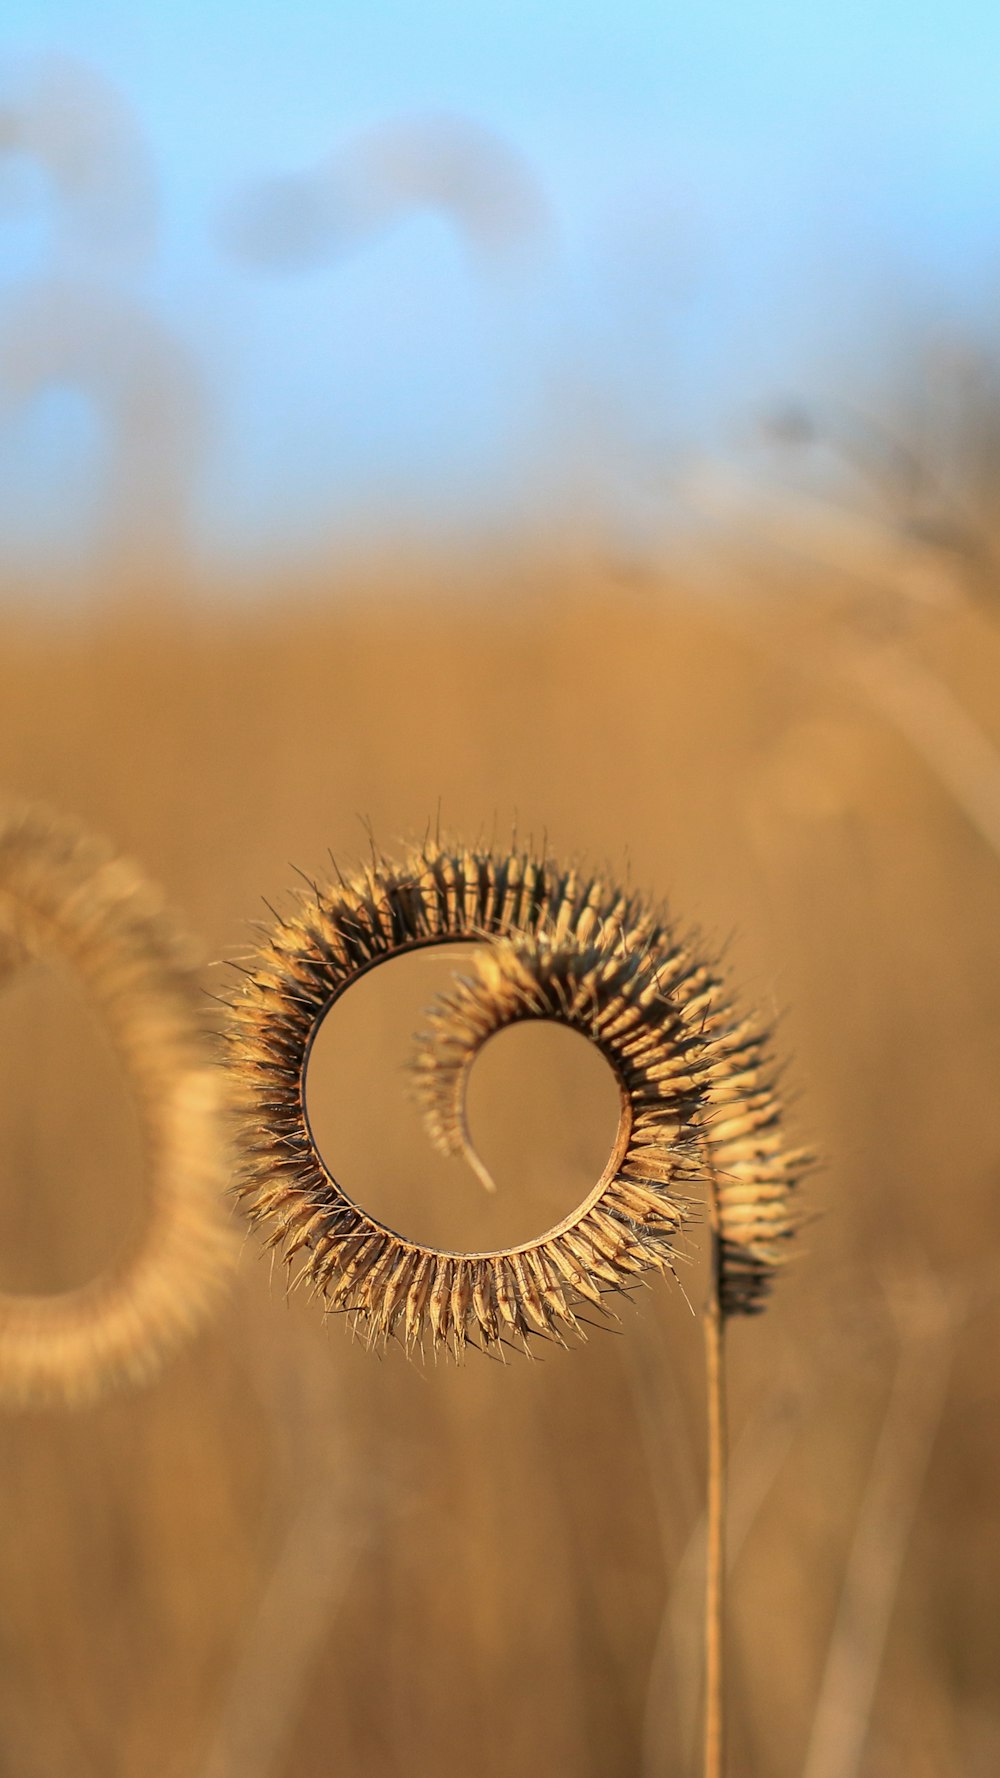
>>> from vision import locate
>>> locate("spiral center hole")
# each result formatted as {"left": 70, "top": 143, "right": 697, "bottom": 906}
{"left": 305, "top": 947, "right": 622, "bottom": 1251}
{"left": 0, "top": 957, "right": 145, "bottom": 1294}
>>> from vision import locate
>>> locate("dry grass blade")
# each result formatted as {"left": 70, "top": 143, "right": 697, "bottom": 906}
{"left": 0, "top": 801, "right": 236, "bottom": 1409}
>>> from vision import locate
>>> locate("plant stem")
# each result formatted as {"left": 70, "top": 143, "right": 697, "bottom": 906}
{"left": 703, "top": 1219, "right": 727, "bottom": 1778}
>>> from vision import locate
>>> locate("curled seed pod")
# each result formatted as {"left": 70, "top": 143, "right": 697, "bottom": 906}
{"left": 0, "top": 802, "right": 236, "bottom": 1409}
{"left": 415, "top": 922, "right": 811, "bottom": 1319}
{"left": 227, "top": 838, "right": 784, "bottom": 1359}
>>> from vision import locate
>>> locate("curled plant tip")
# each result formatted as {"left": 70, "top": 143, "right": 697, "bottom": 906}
{"left": 410, "top": 927, "right": 701, "bottom": 1189}
{"left": 0, "top": 802, "right": 237, "bottom": 1409}
{"left": 226, "top": 840, "right": 737, "bottom": 1360}
{"left": 412, "top": 914, "right": 811, "bottom": 1321}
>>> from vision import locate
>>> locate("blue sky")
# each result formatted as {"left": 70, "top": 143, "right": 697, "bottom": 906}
{"left": 2, "top": 0, "right": 1000, "bottom": 567}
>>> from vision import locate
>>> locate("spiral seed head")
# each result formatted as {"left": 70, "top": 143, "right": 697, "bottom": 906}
{"left": 228, "top": 839, "right": 810, "bottom": 1355}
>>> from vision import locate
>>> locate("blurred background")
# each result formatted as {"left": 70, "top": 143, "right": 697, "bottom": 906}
{"left": 1, "top": 3, "right": 1000, "bottom": 1775}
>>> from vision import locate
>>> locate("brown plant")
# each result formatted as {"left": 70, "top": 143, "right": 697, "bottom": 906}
{"left": 228, "top": 839, "right": 807, "bottom": 1351}
{"left": 0, "top": 801, "right": 236, "bottom": 1409}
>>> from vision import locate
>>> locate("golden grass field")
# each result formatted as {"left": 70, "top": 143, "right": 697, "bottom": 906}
{"left": 1, "top": 539, "right": 998, "bottom": 1777}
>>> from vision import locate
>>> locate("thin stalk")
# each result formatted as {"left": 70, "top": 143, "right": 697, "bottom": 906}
{"left": 703, "top": 1199, "right": 727, "bottom": 1778}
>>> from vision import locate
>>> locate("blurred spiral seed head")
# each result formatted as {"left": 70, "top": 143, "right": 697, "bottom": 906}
{"left": 219, "top": 114, "right": 550, "bottom": 275}
{"left": 0, "top": 278, "right": 207, "bottom": 579}
{"left": 0, "top": 801, "right": 236, "bottom": 1409}
{"left": 0, "top": 53, "right": 157, "bottom": 262}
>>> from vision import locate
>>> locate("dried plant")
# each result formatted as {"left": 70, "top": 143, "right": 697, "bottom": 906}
{"left": 230, "top": 844, "right": 688, "bottom": 1352}
{"left": 227, "top": 835, "right": 810, "bottom": 1777}
{"left": 0, "top": 801, "right": 236, "bottom": 1409}
{"left": 408, "top": 866, "right": 811, "bottom": 1778}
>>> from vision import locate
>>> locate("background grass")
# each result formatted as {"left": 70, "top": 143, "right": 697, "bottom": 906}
{"left": 0, "top": 542, "right": 998, "bottom": 1777}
